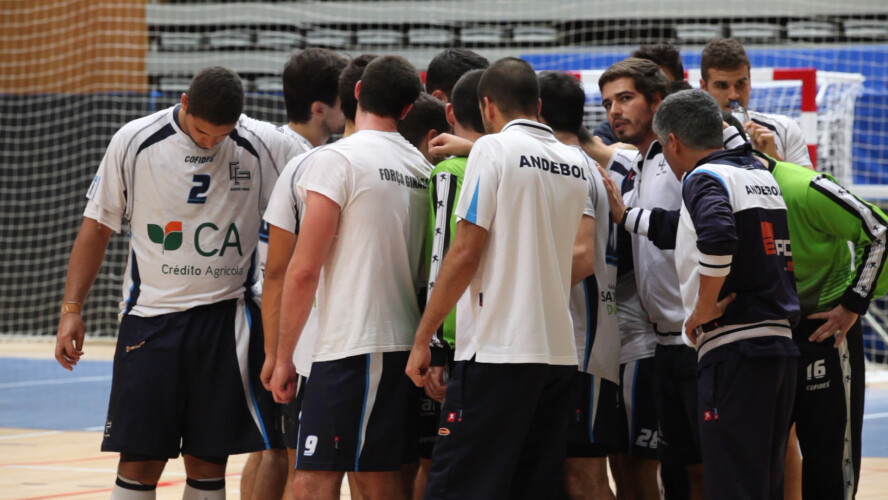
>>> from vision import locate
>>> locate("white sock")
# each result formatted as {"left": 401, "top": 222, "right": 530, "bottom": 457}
{"left": 181, "top": 477, "right": 225, "bottom": 500}
{"left": 110, "top": 475, "right": 156, "bottom": 499}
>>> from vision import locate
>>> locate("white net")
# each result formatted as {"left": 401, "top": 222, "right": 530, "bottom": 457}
{"left": 1, "top": 1, "right": 886, "bottom": 364}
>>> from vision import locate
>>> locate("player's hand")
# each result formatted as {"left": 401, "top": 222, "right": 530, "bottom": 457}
{"left": 260, "top": 354, "right": 275, "bottom": 392}
{"left": 581, "top": 136, "right": 618, "bottom": 166}
{"left": 685, "top": 293, "right": 736, "bottom": 344}
{"left": 807, "top": 305, "right": 859, "bottom": 347}
{"left": 55, "top": 313, "right": 85, "bottom": 371}
{"left": 428, "top": 133, "right": 473, "bottom": 158}
{"left": 745, "top": 122, "right": 781, "bottom": 161}
{"left": 596, "top": 164, "right": 628, "bottom": 224}
{"left": 406, "top": 342, "right": 431, "bottom": 388}
{"left": 270, "top": 361, "right": 297, "bottom": 404}
{"left": 425, "top": 365, "right": 448, "bottom": 403}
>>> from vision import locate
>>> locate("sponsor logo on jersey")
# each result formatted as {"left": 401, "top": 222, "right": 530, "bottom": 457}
{"left": 378, "top": 168, "right": 429, "bottom": 189}
{"left": 229, "top": 161, "right": 251, "bottom": 191}
{"left": 185, "top": 155, "right": 215, "bottom": 164}
{"left": 703, "top": 409, "right": 720, "bottom": 422}
{"left": 518, "top": 155, "right": 587, "bottom": 179}
{"left": 437, "top": 427, "right": 451, "bottom": 436}
{"left": 745, "top": 184, "right": 782, "bottom": 196}
{"left": 147, "top": 221, "right": 183, "bottom": 252}
{"left": 760, "top": 221, "right": 793, "bottom": 272}
{"left": 446, "top": 412, "right": 457, "bottom": 423}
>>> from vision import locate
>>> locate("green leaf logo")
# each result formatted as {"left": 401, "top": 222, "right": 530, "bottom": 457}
{"left": 148, "top": 221, "right": 183, "bottom": 252}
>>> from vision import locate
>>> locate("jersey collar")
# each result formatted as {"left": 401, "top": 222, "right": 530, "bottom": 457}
{"left": 501, "top": 119, "right": 553, "bottom": 136}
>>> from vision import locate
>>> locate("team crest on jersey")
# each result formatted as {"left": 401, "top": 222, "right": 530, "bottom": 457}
{"left": 147, "top": 221, "right": 183, "bottom": 252}
{"left": 229, "top": 161, "right": 251, "bottom": 191}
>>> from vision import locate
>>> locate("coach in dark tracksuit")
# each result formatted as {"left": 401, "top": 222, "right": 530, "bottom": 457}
{"left": 655, "top": 89, "right": 800, "bottom": 500}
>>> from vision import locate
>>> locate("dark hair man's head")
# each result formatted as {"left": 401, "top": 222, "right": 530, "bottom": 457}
{"left": 701, "top": 38, "right": 750, "bottom": 81}
{"left": 338, "top": 54, "right": 378, "bottom": 122}
{"left": 598, "top": 57, "right": 668, "bottom": 106}
{"left": 283, "top": 48, "right": 347, "bottom": 123}
{"left": 632, "top": 43, "right": 684, "bottom": 82}
{"left": 699, "top": 38, "right": 753, "bottom": 112}
{"left": 185, "top": 66, "right": 244, "bottom": 125}
{"left": 425, "top": 48, "right": 490, "bottom": 101}
{"left": 538, "top": 71, "right": 586, "bottom": 135}
{"left": 449, "top": 69, "right": 485, "bottom": 135}
{"left": 478, "top": 57, "right": 539, "bottom": 130}
{"left": 358, "top": 55, "right": 423, "bottom": 120}
{"left": 398, "top": 93, "right": 448, "bottom": 163}
{"left": 666, "top": 79, "right": 693, "bottom": 95}
{"left": 653, "top": 90, "right": 724, "bottom": 176}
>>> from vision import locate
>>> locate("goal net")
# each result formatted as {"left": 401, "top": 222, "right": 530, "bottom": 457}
{"left": 1, "top": 1, "right": 886, "bottom": 369}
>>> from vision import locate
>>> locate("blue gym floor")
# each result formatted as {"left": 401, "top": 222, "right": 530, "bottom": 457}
{"left": 2, "top": 357, "right": 888, "bottom": 457}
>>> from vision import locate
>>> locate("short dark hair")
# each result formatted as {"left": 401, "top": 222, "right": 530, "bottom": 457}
{"left": 666, "top": 79, "right": 693, "bottom": 95}
{"left": 478, "top": 57, "right": 539, "bottom": 118}
{"left": 358, "top": 55, "right": 423, "bottom": 120}
{"left": 397, "top": 93, "right": 448, "bottom": 149}
{"left": 338, "top": 54, "right": 378, "bottom": 122}
{"left": 450, "top": 69, "right": 485, "bottom": 134}
{"left": 701, "top": 38, "right": 750, "bottom": 82}
{"left": 283, "top": 48, "right": 347, "bottom": 123}
{"left": 538, "top": 71, "right": 586, "bottom": 134}
{"left": 186, "top": 66, "right": 244, "bottom": 125}
{"left": 632, "top": 43, "right": 684, "bottom": 82}
{"left": 653, "top": 90, "right": 724, "bottom": 150}
{"left": 598, "top": 58, "right": 667, "bottom": 106}
{"left": 425, "top": 48, "right": 490, "bottom": 99}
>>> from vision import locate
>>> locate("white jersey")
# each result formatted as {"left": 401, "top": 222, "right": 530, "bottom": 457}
{"left": 264, "top": 150, "right": 321, "bottom": 377}
{"left": 607, "top": 161, "right": 657, "bottom": 364}
{"left": 454, "top": 119, "right": 589, "bottom": 366}
{"left": 748, "top": 110, "right": 812, "bottom": 167}
{"left": 609, "top": 144, "right": 685, "bottom": 345}
{"left": 569, "top": 150, "right": 620, "bottom": 382}
{"left": 296, "top": 130, "right": 433, "bottom": 362}
{"left": 253, "top": 125, "right": 314, "bottom": 303}
{"left": 84, "top": 106, "right": 301, "bottom": 318}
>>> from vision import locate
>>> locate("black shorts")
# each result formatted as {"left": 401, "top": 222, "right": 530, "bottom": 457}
{"left": 424, "top": 360, "right": 576, "bottom": 500}
{"left": 697, "top": 346, "right": 797, "bottom": 500}
{"left": 101, "top": 298, "right": 275, "bottom": 458}
{"left": 281, "top": 374, "right": 308, "bottom": 450}
{"left": 792, "top": 318, "right": 865, "bottom": 499}
{"left": 295, "top": 351, "right": 418, "bottom": 472}
{"left": 614, "top": 356, "right": 659, "bottom": 459}
{"left": 566, "top": 371, "right": 621, "bottom": 458}
{"left": 653, "top": 344, "right": 701, "bottom": 466}
{"left": 418, "top": 390, "right": 443, "bottom": 459}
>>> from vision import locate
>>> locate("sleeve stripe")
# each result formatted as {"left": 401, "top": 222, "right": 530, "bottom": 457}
{"left": 465, "top": 179, "right": 481, "bottom": 224}
{"left": 810, "top": 175, "right": 888, "bottom": 299}
{"left": 700, "top": 261, "right": 732, "bottom": 269}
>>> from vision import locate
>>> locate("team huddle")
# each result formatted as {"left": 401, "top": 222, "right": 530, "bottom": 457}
{"left": 54, "top": 38, "right": 888, "bottom": 500}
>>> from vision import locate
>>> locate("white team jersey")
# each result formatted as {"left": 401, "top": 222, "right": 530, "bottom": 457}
{"left": 609, "top": 144, "right": 685, "bottom": 344}
{"left": 84, "top": 106, "right": 302, "bottom": 318}
{"left": 454, "top": 119, "right": 589, "bottom": 366}
{"left": 748, "top": 110, "right": 812, "bottom": 167}
{"left": 296, "top": 130, "right": 433, "bottom": 362}
{"left": 253, "top": 125, "right": 314, "bottom": 303}
{"left": 264, "top": 150, "right": 321, "bottom": 377}
{"left": 569, "top": 151, "right": 620, "bottom": 382}
{"left": 607, "top": 164, "right": 657, "bottom": 364}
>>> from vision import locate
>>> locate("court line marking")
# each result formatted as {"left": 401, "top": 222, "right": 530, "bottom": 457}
{"left": 0, "top": 375, "right": 111, "bottom": 390}
{"left": 0, "top": 431, "right": 60, "bottom": 441}
{"left": 863, "top": 411, "right": 888, "bottom": 420}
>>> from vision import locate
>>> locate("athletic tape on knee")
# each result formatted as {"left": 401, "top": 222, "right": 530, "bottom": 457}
{"left": 114, "top": 474, "right": 157, "bottom": 492}
{"left": 185, "top": 476, "right": 225, "bottom": 491}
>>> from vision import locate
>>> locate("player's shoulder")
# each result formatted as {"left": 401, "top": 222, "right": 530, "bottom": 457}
{"left": 432, "top": 156, "right": 468, "bottom": 175}
{"left": 115, "top": 107, "right": 175, "bottom": 141}
{"left": 236, "top": 114, "right": 309, "bottom": 154}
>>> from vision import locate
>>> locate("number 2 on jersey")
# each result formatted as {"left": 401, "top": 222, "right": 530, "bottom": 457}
{"left": 188, "top": 174, "right": 211, "bottom": 204}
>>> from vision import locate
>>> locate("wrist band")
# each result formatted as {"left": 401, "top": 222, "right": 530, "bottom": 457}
{"left": 61, "top": 301, "right": 83, "bottom": 315}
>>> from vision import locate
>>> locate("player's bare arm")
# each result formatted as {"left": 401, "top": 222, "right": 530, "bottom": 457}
{"left": 260, "top": 224, "right": 297, "bottom": 391}
{"left": 406, "top": 220, "right": 487, "bottom": 387}
{"left": 428, "top": 132, "right": 474, "bottom": 158}
{"left": 55, "top": 217, "right": 112, "bottom": 371}
{"left": 571, "top": 215, "right": 596, "bottom": 286}
{"left": 271, "top": 191, "right": 340, "bottom": 403}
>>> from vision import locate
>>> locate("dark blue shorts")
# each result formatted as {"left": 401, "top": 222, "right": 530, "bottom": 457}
{"left": 281, "top": 374, "right": 307, "bottom": 449}
{"left": 424, "top": 360, "right": 576, "bottom": 500}
{"left": 614, "top": 356, "right": 660, "bottom": 459}
{"left": 295, "top": 351, "right": 418, "bottom": 471}
{"left": 101, "top": 298, "right": 275, "bottom": 458}
{"left": 566, "top": 371, "right": 621, "bottom": 457}
{"left": 653, "top": 343, "right": 702, "bottom": 466}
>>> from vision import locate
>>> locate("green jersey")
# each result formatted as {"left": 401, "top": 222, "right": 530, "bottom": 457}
{"left": 425, "top": 156, "right": 466, "bottom": 358}
{"left": 770, "top": 159, "right": 888, "bottom": 316}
